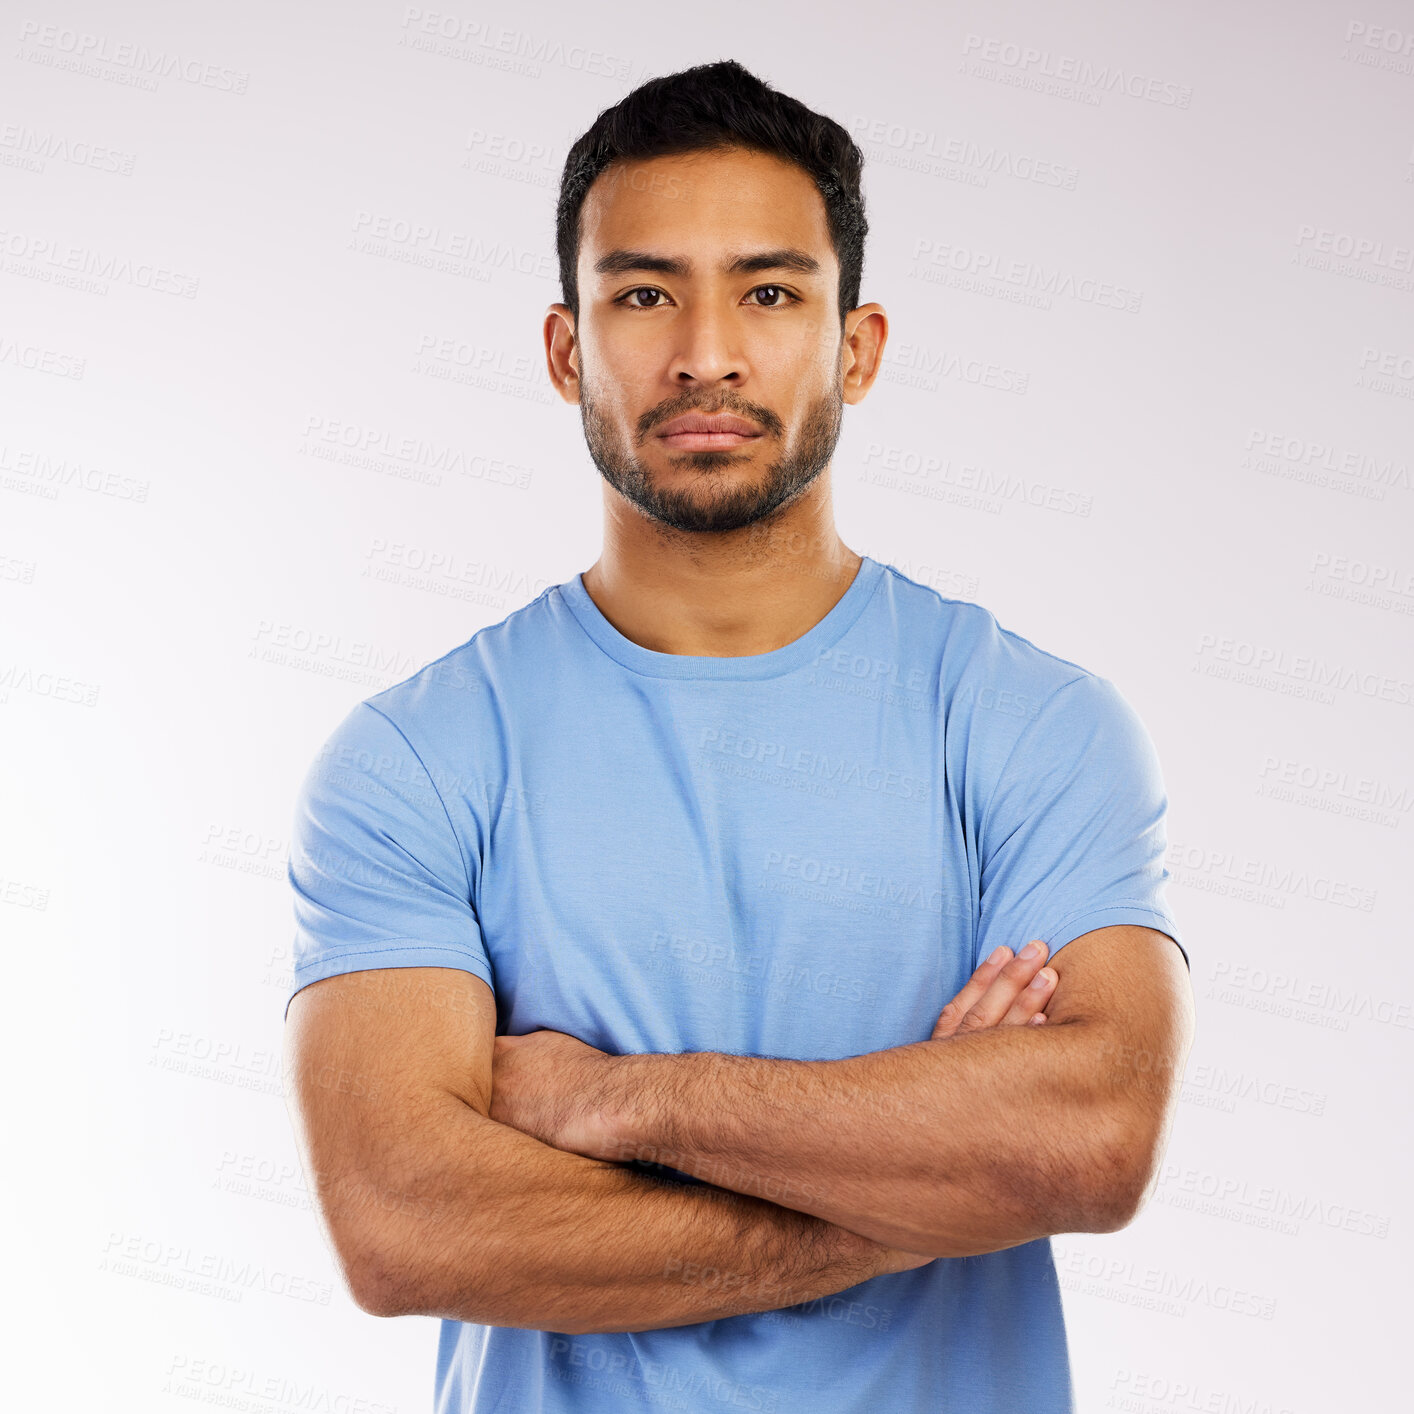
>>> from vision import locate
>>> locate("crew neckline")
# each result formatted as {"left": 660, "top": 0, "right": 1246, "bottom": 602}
{"left": 559, "top": 555, "right": 885, "bottom": 680}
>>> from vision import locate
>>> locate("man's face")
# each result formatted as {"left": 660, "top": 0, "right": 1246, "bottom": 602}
{"left": 571, "top": 146, "right": 847, "bottom": 535}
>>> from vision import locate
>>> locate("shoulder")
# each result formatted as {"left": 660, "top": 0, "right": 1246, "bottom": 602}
{"left": 352, "top": 579, "right": 567, "bottom": 748}
{"left": 874, "top": 558, "right": 1100, "bottom": 721}
{"left": 874, "top": 562, "right": 1157, "bottom": 808}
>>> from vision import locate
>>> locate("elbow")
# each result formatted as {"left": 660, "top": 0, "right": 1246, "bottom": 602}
{"left": 1084, "top": 1113, "right": 1162, "bottom": 1234}
{"left": 337, "top": 1222, "right": 435, "bottom": 1319}
{"left": 351, "top": 1278, "right": 406, "bottom": 1319}
{"left": 1086, "top": 1185, "right": 1145, "bottom": 1235}
{"left": 348, "top": 1219, "right": 503, "bottom": 1323}
{"left": 348, "top": 1246, "right": 429, "bottom": 1319}
{"left": 349, "top": 1262, "right": 409, "bottom": 1318}
{"left": 321, "top": 1163, "right": 475, "bottom": 1318}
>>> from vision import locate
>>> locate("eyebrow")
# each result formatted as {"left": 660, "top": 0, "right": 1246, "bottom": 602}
{"left": 592, "top": 247, "right": 822, "bottom": 279}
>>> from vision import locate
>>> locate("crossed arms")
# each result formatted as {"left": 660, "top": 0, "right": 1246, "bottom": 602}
{"left": 283, "top": 923, "right": 1193, "bottom": 1330}
{"left": 489, "top": 925, "right": 1194, "bottom": 1255}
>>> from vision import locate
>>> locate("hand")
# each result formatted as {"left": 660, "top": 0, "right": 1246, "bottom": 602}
{"left": 874, "top": 943, "right": 1059, "bottom": 1277}
{"left": 489, "top": 1028, "right": 618, "bottom": 1159}
{"left": 930, "top": 942, "right": 1056, "bottom": 1041}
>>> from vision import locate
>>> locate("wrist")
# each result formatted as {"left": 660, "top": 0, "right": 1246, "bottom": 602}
{"left": 588, "top": 1053, "right": 645, "bottom": 1163}
{"left": 794, "top": 1215, "right": 896, "bottom": 1291}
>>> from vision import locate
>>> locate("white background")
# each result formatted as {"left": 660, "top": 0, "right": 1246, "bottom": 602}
{"left": 3, "top": 2, "right": 1411, "bottom": 1410}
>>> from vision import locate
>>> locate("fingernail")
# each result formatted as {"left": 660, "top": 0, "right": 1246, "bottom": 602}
{"left": 987, "top": 945, "right": 1008, "bottom": 965}
{"left": 1029, "top": 968, "right": 1054, "bottom": 990}
{"left": 1020, "top": 941, "right": 1043, "bottom": 960}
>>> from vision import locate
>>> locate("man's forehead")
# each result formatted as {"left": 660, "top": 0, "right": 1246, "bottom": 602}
{"left": 579, "top": 149, "right": 834, "bottom": 277}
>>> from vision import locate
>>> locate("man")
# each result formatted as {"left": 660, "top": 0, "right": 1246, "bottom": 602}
{"left": 283, "top": 58, "right": 1194, "bottom": 1413}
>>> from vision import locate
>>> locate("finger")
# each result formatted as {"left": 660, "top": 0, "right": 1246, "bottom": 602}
{"left": 931, "top": 946, "right": 1015, "bottom": 1039}
{"left": 999, "top": 965, "right": 1056, "bottom": 1026}
{"left": 954, "top": 942, "right": 1051, "bottom": 1033}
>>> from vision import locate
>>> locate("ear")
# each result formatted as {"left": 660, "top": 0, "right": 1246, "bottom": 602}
{"left": 544, "top": 304, "right": 580, "bottom": 404}
{"left": 840, "top": 303, "right": 889, "bottom": 405}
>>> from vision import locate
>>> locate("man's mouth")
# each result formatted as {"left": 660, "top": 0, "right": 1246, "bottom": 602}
{"left": 660, "top": 430, "right": 760, "bottom": 449}
{"left": 655, "top": 413, "right": 764, "bottom": 450}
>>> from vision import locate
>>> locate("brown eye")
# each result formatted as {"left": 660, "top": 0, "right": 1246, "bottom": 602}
{"left": 619, "top": 287, "right": 666, "bottom": 308}
{"left": 748, "top": 286, "right": 798, "bottom": 307}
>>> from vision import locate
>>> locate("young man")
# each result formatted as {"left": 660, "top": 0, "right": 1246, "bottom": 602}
{"left": 283, "top": 59, "right": 1194, "bottom": 1413}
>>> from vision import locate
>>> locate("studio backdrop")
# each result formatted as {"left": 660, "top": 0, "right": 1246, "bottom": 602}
{"left": 3, "top": 2, "right": 1409, "bottom": 1410}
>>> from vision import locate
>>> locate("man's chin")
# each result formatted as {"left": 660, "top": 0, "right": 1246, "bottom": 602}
{"left": 632, "top": 488, "right": 778, "bottom": 536}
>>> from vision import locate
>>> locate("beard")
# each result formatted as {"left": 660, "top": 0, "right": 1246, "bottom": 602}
{"left": 577, "top": 343, "right": 845, "bottom": 536}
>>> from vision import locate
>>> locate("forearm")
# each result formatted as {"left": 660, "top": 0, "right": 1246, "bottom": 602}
{"left": 372, "top": 1092, "right": 896, "bottom": 1332}
{"left": 597, "top": 1021, "right": 1130, "bottom": 1257}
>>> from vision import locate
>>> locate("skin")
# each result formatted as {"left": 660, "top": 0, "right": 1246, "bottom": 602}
{"left": 492, "top": 943, "right": 1059, "bottom": 1159}
{"left": 543, "top": 144, "right": 889, "bottom": 657}
{"left": 489, "top": 926, "right": 1194, "bottom": 1255}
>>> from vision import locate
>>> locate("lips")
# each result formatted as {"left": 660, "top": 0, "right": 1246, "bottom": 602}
{"left": 656, "top": 412, "right": 762, "bottom": 439}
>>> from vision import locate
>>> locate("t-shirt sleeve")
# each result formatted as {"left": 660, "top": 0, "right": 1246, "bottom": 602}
{"left": 973, "top": 672, "right": 1188, "bottom": 972}
{"left": 283, "top": 700, "right": 494, "bottom": 1020}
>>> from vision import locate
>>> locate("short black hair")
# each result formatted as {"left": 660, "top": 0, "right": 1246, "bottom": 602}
{"left": 555, "top": 59, "right": 868, "bottom": 328}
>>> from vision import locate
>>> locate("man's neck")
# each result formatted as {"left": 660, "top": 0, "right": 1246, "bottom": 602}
{"left": 581, "top": 530, "right": 863, "bottom": 660}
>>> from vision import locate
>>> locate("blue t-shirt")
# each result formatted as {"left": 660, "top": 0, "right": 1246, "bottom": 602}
{"left": 286, "top": 554, "right": 1186, "bottom": 1414}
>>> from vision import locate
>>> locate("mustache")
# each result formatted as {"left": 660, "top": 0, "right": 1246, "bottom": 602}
{"left": 639, "top": 400, "right": 784, "bottom": 438}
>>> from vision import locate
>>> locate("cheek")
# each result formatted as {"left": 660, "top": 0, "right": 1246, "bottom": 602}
{"left": 594, "top": 326, "right": 665, "bottom": 378}
{"left": 583, "top": 353, "right": 655, "bottom": 416}
{"left": 759, "top": 331, "right": 838, "bottom": 391}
